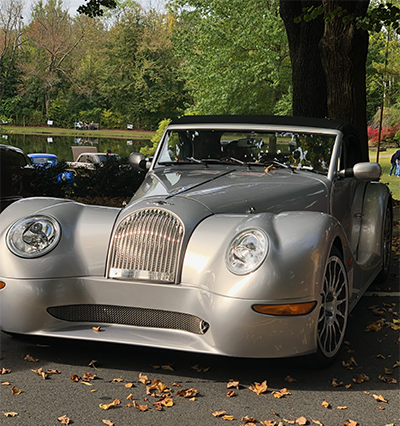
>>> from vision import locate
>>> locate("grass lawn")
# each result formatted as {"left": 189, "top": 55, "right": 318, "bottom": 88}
{"left": 370, "top": 148, "right": 399, "bottom": 201}
{"left": 0, "top": 124, "right": 155, "bottom": 140}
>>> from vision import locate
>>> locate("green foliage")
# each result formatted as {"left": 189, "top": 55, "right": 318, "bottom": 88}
{"left": 171, "top": 0, "right": 291, "bottom": 115}
{"left": 140, "top": 118, "right": 171, "bottom": 156}
{"left": 77, "top": 0, "right": 117, "bottom": 17}
{"left": 30, "top": 161, "right": 74, "bottom": 198}
{"left": 72, "top": 158, "right": 145, "bottom": 197}
{"left": 294, "top": 1, "right": 400, "bottom": 35}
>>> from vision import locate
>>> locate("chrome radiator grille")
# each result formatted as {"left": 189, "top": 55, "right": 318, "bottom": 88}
{"left": 108, "top": 209, "right": 184, "bottom": 282}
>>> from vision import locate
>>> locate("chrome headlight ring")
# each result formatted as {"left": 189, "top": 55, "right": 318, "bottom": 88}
{"left": 6, "top": 215, "right": 61, "bottom": 258}
{"left": 226, "top": 228, "right": 269, "bottom": 275}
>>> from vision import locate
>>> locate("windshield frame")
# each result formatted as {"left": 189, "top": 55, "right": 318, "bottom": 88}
{"left": 152, "top": 123, "right": 342, "bottom": 181}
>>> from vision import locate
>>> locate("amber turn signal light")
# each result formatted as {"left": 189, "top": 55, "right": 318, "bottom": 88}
{"left": 0, "top": 281, "right": 6, "bottom": 290}
{"left": 252, "top": 301, "right": 317, "bottom": 316}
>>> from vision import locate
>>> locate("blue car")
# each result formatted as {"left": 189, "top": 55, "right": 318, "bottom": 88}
{"left": 28, "top": 153, "right": 74, "bottom": 184}
{"left": 28, "top": 153, "right": 59, "bottom": 167}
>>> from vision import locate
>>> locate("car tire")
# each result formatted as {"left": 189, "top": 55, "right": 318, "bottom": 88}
{"left": 374, "top": 201, "right": 392, "bottom": 284}
{"left": 300, "top": 246, "right": 349, "bottom": 369}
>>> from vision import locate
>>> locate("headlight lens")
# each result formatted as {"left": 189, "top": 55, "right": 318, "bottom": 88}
{"left": 7, "top": 215, "right": 61, "bottom": 258}
{"left": 226, "top": 229, "right": 268, "bottom": 275}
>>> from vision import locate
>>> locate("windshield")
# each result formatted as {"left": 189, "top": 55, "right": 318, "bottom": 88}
{"left": 31, "top": 157, "right": 58, "bottom": 166}
{"left": 158, "top": 129, "right": 336, "bottom": 174}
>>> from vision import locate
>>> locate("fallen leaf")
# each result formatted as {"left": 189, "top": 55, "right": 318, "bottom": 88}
{"left": 88, "top": 359, "right": 99, "bottom": 369}
{"left": 191, "top": 364, "right": 210, "bottom": 372}
{"left": 285, "top": 375, "right": 297, "bottom": 383}
{"left": 343, "top": 420, "right": 358, "bottom": 426}
{"left": 337, "top": 406, "right": 347, "bottom": 410}
{"left": 161, "top": 364, "right": 174, "bottom": 371}
{"left": 212, "top": 410, "right": 227, "bottom": 417}
{"left": 147, "top": 379, "right": 169, "bottom": 394}
{"left": 272, "top": 388, "right": 291, "bottom": 399}
{"left": 376, "top": 354, "right": 385, "bottom": 359}
{"left": 102, "top": 420, "right": 114, "bottom": 426}
{"left": 260, "top": 421, "right": 277, "bottom": 426}
{"left": 172, "top": 382, "right": 180, "bottom": 387}
{"left": 345, "top": 384, "right": 352, "bottom": 389}
{"left": 372, "top": 394, "right": 388, "bottom": 403}
{"left": 154, "top": 395, "right": 174, "bottom": 408}
{"left": 296, "top": 416, "right": 307, "bottom": 425}
{"left": 127, "top": 393, "right": 134, "bottom": 400}
{"left": 31, "top": 367, "right": 48, "bottom": 380}
{"left": 99, "top": 399, "right": 121, "bottom": 410}
{"left": 353, "top": 374, "right": 369, "bottom": 384}
{"left": 378, "top": 375, "right": 397, "bottom": 384}
{"left": 24, "top": 354, "right": 38, "bottom": 362}
{"left": 112, "top": 377, "right": 123, "bottom": 383}
{"left": 2, "top": 382, "right": 10, "bottom": 385}
{"left": 133, "top": 400, "right": 148, "bottom": 411}
{"left": 321, "top": 400, "right": 331, "bottom": 408}
{"left": 3, "top": 412, "right": 18, "bottom": 417}
{"left": 57, "top": 415, "right": 70, "bottom": 424}
{"left": 227, "top": 379, "right": 240, "bottom": 389}
{"left": 92, "top": 326, "right": 101, "bottom": 332}
{"left": 71, "top": 375, "right": 79, "bottom": 382}
{"left": 342, "top": 357, "right": 358, "bottom": 369}
{"left": 311, "top": 420, "right": 323, "bottom": 426}
{"left": 90, "top": 389, "right": 97, "bottom": 393}
{"left": 82, "top": 372, "right": 96, "bottom": 381}
{"left": 332, "top": 378, "right": 343, "bottom": 387}
{"left": 393, "top": 360, "right": 399, "bottom": 369}
{"left": 384, "top": 367, "right": 393, "bottom": 375}
{"left": 176, "top": 388, "right": 198, "bottom": 398}
{"left": 226, "top": 390, "right": 236, "bottom": 397}
{"left": 222, "top": 415, "right": 234, "bottom": 420}
{"left": 378, "top": 406, "right": 385, "bottom": 410}
{"left": 242, "top": 415, "right": 257, "bottom": 423}
{"left": 11, "top": 386, "right": 22, "bottom": 395}
{"left": 47, "top": 369, "right": 61, "bottom": 374}
{"left": 1, "top": 368, "right": 11, "bottom": 374}
{"left": 139, "top": 373, "right": 150, "bottom": 385}
{"left": 125, "top": 382, "right": 134, "bottom": 388}
{"left": 249, "top": 380, "right": 268, "bottom": 395}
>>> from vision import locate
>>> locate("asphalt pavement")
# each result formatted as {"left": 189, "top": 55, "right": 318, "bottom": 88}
{"left": 0, "top": 209, "right": 399, "bottom": 426}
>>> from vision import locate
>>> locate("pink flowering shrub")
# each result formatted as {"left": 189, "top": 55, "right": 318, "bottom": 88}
{"left": 368, "top": 123, "right": 400, "bottom": 145}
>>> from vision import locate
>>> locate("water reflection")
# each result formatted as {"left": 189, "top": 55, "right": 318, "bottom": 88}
{"left": 0, "top": 133, "right": 151, "bottom": 161}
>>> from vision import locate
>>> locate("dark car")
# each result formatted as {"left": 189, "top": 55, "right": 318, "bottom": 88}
{"left": 0, "top": 144, "right": 35, "bottom": 212}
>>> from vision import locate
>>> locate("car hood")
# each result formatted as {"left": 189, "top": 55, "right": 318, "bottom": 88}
{"left": 130, "top": 167, "right": 330, "bottom": 215}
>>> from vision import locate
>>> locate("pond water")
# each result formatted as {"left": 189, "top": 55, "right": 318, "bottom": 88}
{"left": 0, "top": 133, "right": 151, "bottom": 162}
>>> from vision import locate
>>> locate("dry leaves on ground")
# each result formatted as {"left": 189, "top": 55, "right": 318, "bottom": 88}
{"left": 249, "top": 380, "right": 268, "bottom": 395}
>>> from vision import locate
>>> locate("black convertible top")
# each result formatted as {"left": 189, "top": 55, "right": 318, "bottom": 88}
{"left": 170, "top": 115, "right": 359, "bottom": 141}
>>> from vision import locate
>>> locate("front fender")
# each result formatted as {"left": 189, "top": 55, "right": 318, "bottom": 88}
{"left": 182, "top": 211, "right": 351, "bottom": 301}
{"left": 0, "top": 197, "right": 121, "bottom": 279}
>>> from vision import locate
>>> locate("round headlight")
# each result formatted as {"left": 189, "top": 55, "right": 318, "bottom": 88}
{"left": 226, "top": 229, "right": 268, "bottom": 275}
{"left": 7, "top": 215, "right": 61, "bottom": 258}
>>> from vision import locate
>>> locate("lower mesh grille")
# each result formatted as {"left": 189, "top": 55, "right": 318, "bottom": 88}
{"left": 47, "top": 304, "right": 209, "bottom": 335}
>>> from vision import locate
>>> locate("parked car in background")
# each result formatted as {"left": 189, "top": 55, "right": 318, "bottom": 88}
{"left": 66, "top": 151, "right": 121, "bottom": 172}
{"left": 28, "top": 153, "right": 59, "bottom": 167}
{"left": 28, "top": 153, "right": 74, "bottom": 184}
{"left": 0, "top": 144, "right": 35, "bottom": 212}
{"left": 0, "top": 115, "right": 392, "bottom": 368}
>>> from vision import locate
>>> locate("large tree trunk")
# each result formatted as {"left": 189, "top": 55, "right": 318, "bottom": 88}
{"left": 280, "top": 0, "right": 328, "bottom": 118}
{"left": 320, "top": 0, "right": 370, "bottom": 161}
{"left": 280, "top": 0, "right": 370, "bottom": 161}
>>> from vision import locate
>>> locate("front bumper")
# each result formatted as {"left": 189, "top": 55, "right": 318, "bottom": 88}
{"left": 0, "top": 276, "right": 319, "bottom": 358}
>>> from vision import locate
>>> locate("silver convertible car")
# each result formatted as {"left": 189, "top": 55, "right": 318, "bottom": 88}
{"left": 0, "top": 116, "right": 392, "bottom": 367}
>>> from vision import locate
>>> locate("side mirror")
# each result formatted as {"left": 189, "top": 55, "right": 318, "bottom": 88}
{"left": 129, "top": 152, "right": 151, "bottom": 171}
{"left": 337, "top": 162, "right": 381, "bottom": 181}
